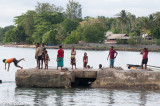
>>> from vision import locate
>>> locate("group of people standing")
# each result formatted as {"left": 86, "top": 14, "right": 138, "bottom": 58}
{"left": 35, "top": 44, "right": 90, "bottom": 70}
{"left": 35, "top": 43, "right": 50, "bottom": 69}
{"left": 106, "top": 46, "right": 149, "bottom": 69}
{"left": 2, "top": 44, "right": 149, "bottom": 71}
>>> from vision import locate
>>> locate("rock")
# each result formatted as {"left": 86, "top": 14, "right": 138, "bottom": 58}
{"left": 0, "top": 80, "right": 2, "bottom": 83}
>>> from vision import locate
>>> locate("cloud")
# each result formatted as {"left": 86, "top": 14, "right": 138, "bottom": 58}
{"left": 0, "top": 0, "right": 160, "bottom": 27}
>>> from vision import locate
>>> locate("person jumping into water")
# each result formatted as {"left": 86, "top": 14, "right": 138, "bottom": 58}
{"left": 3, "top": 58, "right": 25, "bottom": 71}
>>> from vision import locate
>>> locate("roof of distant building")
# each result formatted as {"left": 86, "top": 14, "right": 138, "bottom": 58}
{"left": 107, "top": 34, "right": 130, "bottom": 40}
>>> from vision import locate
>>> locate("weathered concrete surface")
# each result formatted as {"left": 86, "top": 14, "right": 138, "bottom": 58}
{"left": 16, "top": 69, "right": 72, "bottom": 88}
{"left": 16, "top": 68, "right": 160, "bottom": 90}
{"left": 91, "top": 69, "right": 160, "bottom": 90}
{"left": 73, "top": 69, "right": 97, "bottom": 78}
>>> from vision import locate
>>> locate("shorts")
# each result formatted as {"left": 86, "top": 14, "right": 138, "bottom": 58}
{"left": 13, "top": 58, "right": 18, "bottom": 66}
{"left": 42, "top": 53, "right": 45, "bottom": 60}
{"left": 142, "top": 58, "right": 148, "bottom": 64}
{"left": 84, "top": 62, "right": 87, "bottom": 68}
{"left": 110, "top": 59, "right": 115, "bottom": 67}
{"left": 71, "top": 57, "right": 76, "bottom": 65}
{"left": 38, "top": 55, "right": 42, "bottom": 60}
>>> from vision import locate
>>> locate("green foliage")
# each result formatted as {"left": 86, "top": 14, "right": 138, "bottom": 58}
{"left": 128, "top": 38, "right": 136, "bottom": 45}
{"left": 23, "top": 11, "right": 36, "bottom": 36}
{"left": 66, "top": 0, "right": 82, "bottom": 19}
{"left": 0, "top": 25, "right": 15, "bottom": 41}
{"left": 151, "top": 27, "right": 160, "bottom": 39}
{"left": 62, "top": 18, "right": 79, "bottom": 33}
{"left": 42, "top": 29, "right": 57, "bottom": 44}
{"left": 35, "top": 2, "right": 63, "bottom": 14}
{"left": 2, "top": 1, "right": 160, "bottom": 45}
{"left": 82, "top": 23, "right": 105, "bottom": 43}
{"left": 156, "top": 39, "right": 160, "bottom": 45}
{"left": 116, "top": 39, "right": 122, "bottom": 44}
{"left": 64, "top": 30, "right": 81, "bottom": 44}
{"left": 3, "top": 29, "right": 15, "bottom": 43}
{"left": 116, "top": 39, "right": 128, "bottom": 44}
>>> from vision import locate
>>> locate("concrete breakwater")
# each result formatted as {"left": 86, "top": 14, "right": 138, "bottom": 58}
{"left": 16, "top": 68, "right": 160, "bottom": 90}
{"left": 15, "top": 69, "right": 97, "bottom": 88}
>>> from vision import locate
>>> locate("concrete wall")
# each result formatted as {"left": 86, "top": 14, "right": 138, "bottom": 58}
{"left": 16, "top": 68, "right": 160, "bottom": 90}
{"left": 15, "top": 69, "right": 72, "bottom": 88}
{"left": 91, "top": 69, "right": 160, "bottom": 90}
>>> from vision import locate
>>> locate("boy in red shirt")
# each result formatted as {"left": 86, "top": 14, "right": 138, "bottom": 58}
{"left": 140, "top": 48, "right": 148, "bottom": 69}
{"left": 107, "top": 46, "right": 118, "bottom": 68}
{"left": 57, "top": 45, "right": 64, "bottom": 70}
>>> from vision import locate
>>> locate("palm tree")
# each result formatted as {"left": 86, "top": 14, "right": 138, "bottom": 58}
{"left": 116, "top": 10, "right": 129, "bottom": 33}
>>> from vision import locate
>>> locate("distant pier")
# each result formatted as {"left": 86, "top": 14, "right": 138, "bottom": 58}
{"left": 16, "top": 68, "right": 160, "bottom": 90}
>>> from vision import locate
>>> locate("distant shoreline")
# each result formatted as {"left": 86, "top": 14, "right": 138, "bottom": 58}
{"left": 2, "top": 44, "right": 160, "bottom": 52}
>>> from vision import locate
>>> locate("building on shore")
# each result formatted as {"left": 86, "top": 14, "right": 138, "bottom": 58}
{"left": 105, "top": 32, "right": 130, "bottom": 43}
{"left": 141, "top": 34, "right": 152, "bottom": 40}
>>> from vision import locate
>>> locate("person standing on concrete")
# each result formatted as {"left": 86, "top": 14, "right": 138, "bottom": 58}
{"left": 83, "top": 52, "right": 88, "bottom": 68}
{"left": 35, "top": 44, "right": 38, "bottom": 68}
{"left": 71, "top": 47, "right": 77, "bottom": 69}
{"left": 107, "top": 46, "right": 118, "bottom": 68}
{"left": 41, "top": 43, "right": 46, "bottom": 69}
{"left": 44, "top": 50, "right": 50, "bottom": 69}
{"left": 36, "top": 43, "right": 42, "bottom": 69}
{"left": 140, "top": 48, "right": 148, "bottom": 69}
{"left": 57, "top": 45, "right": 64, "bottom": 70}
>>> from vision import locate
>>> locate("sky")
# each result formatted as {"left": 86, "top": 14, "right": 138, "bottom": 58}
{"left": 0, "top": 0, "right": 160, "bottom": 27}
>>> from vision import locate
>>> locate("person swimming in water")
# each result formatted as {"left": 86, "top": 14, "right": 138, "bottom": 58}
{"left": 3, "top": 58, "right": 25, "bottom": 71}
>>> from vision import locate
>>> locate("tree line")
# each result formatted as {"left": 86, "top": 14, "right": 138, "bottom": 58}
{"left": 0, "top": 0, "right": 160, "bottom": 45}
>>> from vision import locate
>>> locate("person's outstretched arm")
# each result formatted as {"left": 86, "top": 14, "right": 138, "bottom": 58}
{"left": 5, "top": 63, "right": 6, "bottom": 70}
{"left": 8, "top": 63, "right": 10, "bottom": 71}
{"left": 107, "top": 53, "right": 110, "bottom": 60}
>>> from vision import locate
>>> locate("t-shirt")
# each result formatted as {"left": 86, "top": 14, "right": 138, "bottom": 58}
{"left": 5, "top": 58, "right": 14, "bottom": 63}
{"left": 36, "top": 47, "right": 42, "bottom": 56}
{"left": 57, "top": 49, "right": 64, "bottom": 58}
{"left": 142, "top": 50, "right": 148, "bottom": 59}
{"left": 109, "top": 50, "right": 117, "bottom": 59}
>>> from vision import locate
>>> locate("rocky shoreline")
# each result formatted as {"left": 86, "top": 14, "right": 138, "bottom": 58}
{"left": 2, "top": 44, "right": 160, "bottom": 52}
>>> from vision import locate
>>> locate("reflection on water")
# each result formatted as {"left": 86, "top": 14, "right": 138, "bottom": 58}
{"left": 0, "top": 47, "right": 160, "bottom": 105}
{"left": 0, "top": 82, "right": 159, "bottom": 105}
{"left": 13, "top": 85, "right": 160, "bottom": 106}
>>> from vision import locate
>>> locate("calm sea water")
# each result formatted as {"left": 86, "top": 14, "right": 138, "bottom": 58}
{"left": 0, "top": 46, "right": 160, "bottom": 106}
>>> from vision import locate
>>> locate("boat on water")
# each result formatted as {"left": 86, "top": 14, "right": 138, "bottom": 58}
{"left": 126, "top": 64, "right": 141, "bottom": 69}
{"left": 126, "top": 64, "right": 160, "bottom": 71}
